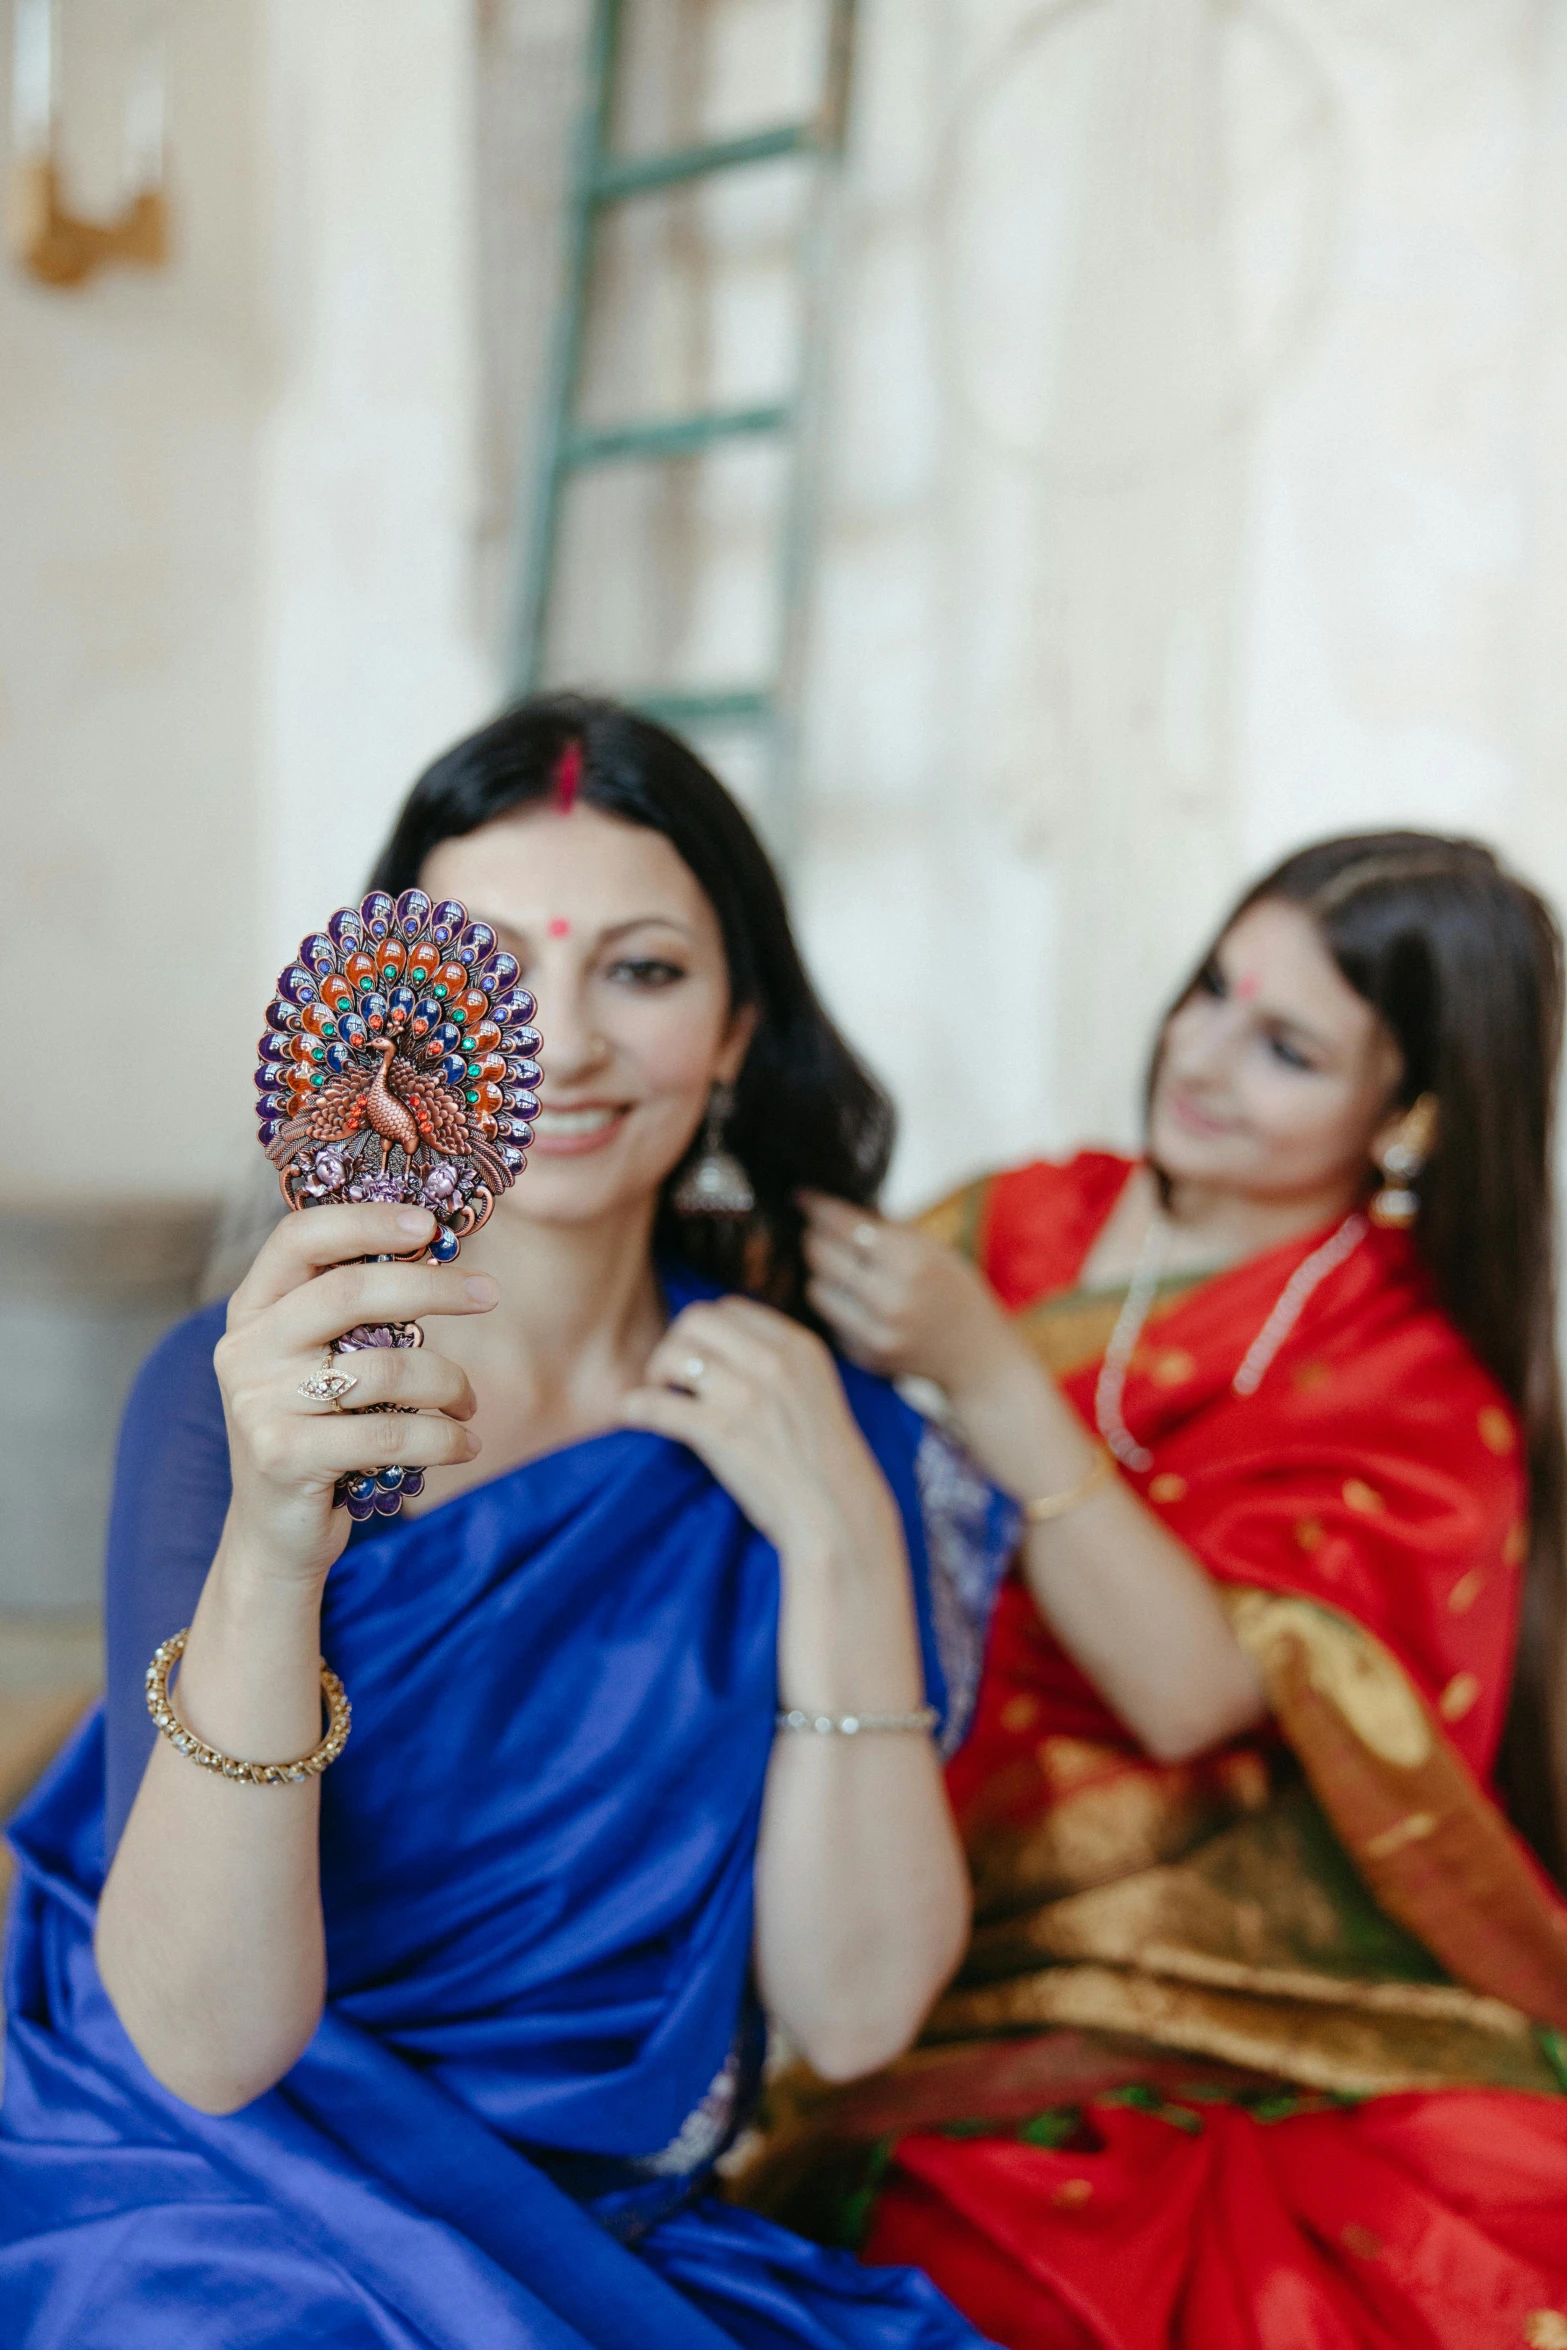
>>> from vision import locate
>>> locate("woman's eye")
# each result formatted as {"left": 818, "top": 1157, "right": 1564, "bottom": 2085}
{"left": 606, "top": 957, "right": 686, "bottom": 989}
{"left": 1195, "top": 959, "right": 1227, "bottom": 1000}
{"left": 1267, "top": 1031, "right": 1315, "bottom": 1072}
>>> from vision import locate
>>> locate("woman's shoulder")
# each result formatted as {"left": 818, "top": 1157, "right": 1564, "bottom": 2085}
{"left": 916, "top": 1149, "right": 1134, "bottom": 1306}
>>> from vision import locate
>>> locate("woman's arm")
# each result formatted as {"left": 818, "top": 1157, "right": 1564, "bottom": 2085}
{"left": 620, "top": 1301, "right": 970, "bottom": 2082}
{"left": 94, "top": 1204, "right": 493, "bottom": 2114}
{"left": 800, "top": 1195, "right": 1265, "bottom": 1763}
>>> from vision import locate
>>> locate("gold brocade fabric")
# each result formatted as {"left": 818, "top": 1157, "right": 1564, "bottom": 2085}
{"left": 728, "top": 1210, "right": 1567, "bottom": 2223}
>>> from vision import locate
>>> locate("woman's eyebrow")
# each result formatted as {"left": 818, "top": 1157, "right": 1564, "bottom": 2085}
{"left": 1265, "top": 1009, "right": 1334, "bottom": 1055}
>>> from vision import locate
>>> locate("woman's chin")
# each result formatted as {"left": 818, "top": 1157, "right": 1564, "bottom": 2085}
{"left": 498, "top": 1127, "right": 686, "bottom": 1230}
{"left": 1145, "top": 1120, "right": 1251, "bottom": 1192}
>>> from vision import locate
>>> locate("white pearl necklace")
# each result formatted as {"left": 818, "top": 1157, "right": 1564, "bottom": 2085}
{"left": 1093, "top": 1207, "right": 1370, "bottom": 1474}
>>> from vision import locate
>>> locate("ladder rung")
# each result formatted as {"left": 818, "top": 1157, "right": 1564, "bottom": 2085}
{"left": 631, "top": 688, "right": 775, "bottom": 729}
{"left": 591, "top": 123, "right": 816, "bottom": 204}
{"left": 560, "top": 404, "right": 792, "bottom": 469}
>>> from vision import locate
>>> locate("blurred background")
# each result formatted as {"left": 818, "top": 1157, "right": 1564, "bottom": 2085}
{"left": 5, "top": 0, "right": 1567, "bottom": 1743}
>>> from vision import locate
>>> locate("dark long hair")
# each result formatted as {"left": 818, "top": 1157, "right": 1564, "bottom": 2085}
{"left": 1161, "top": 831, "right": 1567, "bottom": 1884}
{"left": 368, "top": 692, "right": 893, "bottom": 1317}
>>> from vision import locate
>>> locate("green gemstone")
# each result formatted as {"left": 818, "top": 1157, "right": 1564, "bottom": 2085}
{"left": 451, "top": 1006, "right": 467, "bottom": 1023}
{"left": 322, "top": 1020, "right": 336, "bottom": 1038}
{"left": 359, "top": 973, "right": 373, "bottom": 989}
{"left": 433, "top": 982, "right": 447, "bottom": 997}
{"left": 466, "top": 1061, "right": 480, "bottom": 1079}
{"left": 310, "top": 1045, "right": 324, "bottom": 1061}
{"left": 466, "top": 1090, "right": 479, "bottom": 1105}
{"left": 310, "top": 1071, "right": 324, "bottom": 1088}
{"left": 410, "top": 963, "right": 428, "bottom": 983}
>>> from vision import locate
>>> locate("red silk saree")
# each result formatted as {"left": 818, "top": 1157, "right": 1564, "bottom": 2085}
{"left": 735, "top": 1155, "right": 1567, "bottom": 2349}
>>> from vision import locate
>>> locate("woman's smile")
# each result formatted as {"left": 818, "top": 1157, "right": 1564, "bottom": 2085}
{"left": 528, "top": 1100, "right": 631, "bottom": 1154}
{"left": 1163, "top": 1082, "right": 1239, "bottom": 1138}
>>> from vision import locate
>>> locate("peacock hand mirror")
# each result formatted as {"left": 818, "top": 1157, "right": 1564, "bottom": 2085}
{"left": 256, "top": 888, "right": 538, "bottom": 1519}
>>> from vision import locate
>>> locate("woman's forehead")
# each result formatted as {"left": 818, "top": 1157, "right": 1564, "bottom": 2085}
{"left": 421, "top": 804, "right": 715, "bottom": 939}
{"left": 1218, "top": 900, "right": 1379, "bottom": 1040}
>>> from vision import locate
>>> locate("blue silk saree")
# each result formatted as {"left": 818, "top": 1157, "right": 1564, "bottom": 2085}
{"left": 0, "top": 1266, "right": 1014, "bottom": 2348}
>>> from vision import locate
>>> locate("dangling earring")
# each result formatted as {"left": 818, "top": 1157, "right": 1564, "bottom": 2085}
{"left": 672, "top": 1083, "right": 756, "bottom": 1217}
{"left": 1369, "top": 1092, "right": 1439, "bottom": 1228}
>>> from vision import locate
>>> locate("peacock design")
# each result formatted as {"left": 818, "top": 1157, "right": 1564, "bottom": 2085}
{"left": 256, "top": 887, "right": 540, "bottom": 1517}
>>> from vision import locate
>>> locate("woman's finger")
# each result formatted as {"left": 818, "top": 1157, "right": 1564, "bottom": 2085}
{"left": 617, "top": 1384, "right": 709, "bottom": 1443}
{"left": 804, "top": 1275, "right": 895, "bottom": 1363}
{"left": 797, "top": 1190, "right": 887, "bottom": 1251}
{"left": 288, "top": 1345, "right": 477, "bottom": 1422}
{"left": 268, "top": 1260, "right": 500, "bottom": 1356}
{"left": 232, "top": 1204, "right": 439, "bottom": 1313}
{"left": 648, "top": 1301, "right": 791, "bottom": 1391}
{"left": 257, "top": 1404, "right": 480, "bottom": 1484}
{"left": 802, "top": 1223, "right": 882, "bottom": 1295}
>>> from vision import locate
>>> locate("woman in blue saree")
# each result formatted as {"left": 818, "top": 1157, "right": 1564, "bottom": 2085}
{"left": 0, "top": 696, "right": 1014, "bottom": 2348}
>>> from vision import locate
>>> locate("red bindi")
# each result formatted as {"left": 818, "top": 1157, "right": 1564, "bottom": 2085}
{"left": 1235, "top": 972, "right": 1261, "bottom": 1002}
{"left": 547, "top": 917, "right": 571, "bottom": 939}
{"left": 552, "top": 739, "right": 583, "bottom": 813}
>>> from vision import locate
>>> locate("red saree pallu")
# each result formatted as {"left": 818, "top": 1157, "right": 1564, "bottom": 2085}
{"left": 733, "top": 1155, "right": 1567, "bottom": 2350}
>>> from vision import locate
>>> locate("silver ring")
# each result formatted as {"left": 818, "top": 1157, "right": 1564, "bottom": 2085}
{"left": 852, "top": 1221, "right": 878, "bottom": 1256}
{"left": 680, "top": 1354, "right": 706, "bottom": 1391}
{"left": 298, "top": 1351, "right": 359, "bottom": 1411}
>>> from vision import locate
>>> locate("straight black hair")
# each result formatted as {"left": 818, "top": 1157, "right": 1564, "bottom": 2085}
{"left": 1160, "top": 832, "right": 1567, "bottom": 1885}
{"left": 368, "top": 692, "right": 894, "bottom": 1317}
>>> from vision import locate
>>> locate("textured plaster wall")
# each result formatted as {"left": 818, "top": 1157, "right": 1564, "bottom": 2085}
{"left": 0, "top": 0, "right": 492, "bottom": 1201}
{"left": 0, "top": 0, "right": 263, "bottom": 1197}
{"left": 6, "top": 0, "right": 1567, "bottom": 1223}
{"left": 481, "top": 0, "right": 1567, "bottom": 1208}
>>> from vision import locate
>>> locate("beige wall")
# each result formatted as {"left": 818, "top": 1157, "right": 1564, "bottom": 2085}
{"left": 0, "top": 0, "right": 262, "bottom": 1196}
{"left": 0, "top": 0, "right": 492, "bottom": 1202}
{"left": 6, "top": 0, "right": 1567, "bottom": 1218}
{"left": 480, "top": 0, "right": 1567, "bottom": 1208}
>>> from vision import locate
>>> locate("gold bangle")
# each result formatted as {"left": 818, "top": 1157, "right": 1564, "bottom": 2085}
{"left": 145, "top": 1628, "right": 351, "bottom": 1784}
{"left": 1024, "top": 1444, "right": 1117, "bottom": 1524}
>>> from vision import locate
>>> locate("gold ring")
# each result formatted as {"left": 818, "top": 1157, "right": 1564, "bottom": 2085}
{"left": 298, "top": 1349, "right": 359, "bottom": 1411}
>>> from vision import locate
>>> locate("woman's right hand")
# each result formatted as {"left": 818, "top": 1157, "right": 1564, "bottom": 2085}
{"left": 215, "top": 1202, "right": 497, "bottom": 1585}
{"left": 798, "top": 1190, "right": 1029, "bottom": 1410}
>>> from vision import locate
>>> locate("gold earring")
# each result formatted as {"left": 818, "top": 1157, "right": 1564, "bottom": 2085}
{"left": 1370, "top": 1092, "right": 1439, "bottom": 1228}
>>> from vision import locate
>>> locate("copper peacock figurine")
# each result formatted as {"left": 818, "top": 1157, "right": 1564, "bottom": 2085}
{"left": 256, "top": 886, "right": 540, "bottom": 1517}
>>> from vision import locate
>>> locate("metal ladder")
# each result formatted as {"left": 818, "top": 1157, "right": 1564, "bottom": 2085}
{"left": 509, "top": 0, "right": 857, "bottom": 857}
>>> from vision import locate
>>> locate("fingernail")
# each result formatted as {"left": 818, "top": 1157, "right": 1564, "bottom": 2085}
{"left": 465, "top": 1274, "right": 499, "bottom": 1304}
{"left": 397, "top": 1209, "right": 433, "bottom": 1234}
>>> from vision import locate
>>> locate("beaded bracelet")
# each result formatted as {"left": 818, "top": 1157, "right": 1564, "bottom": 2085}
{"left": 145, "top": 1627, "right": 351, "bottom": 1784}
{"left": 776, "top": 1705, "right": 939, "bottom": 1737}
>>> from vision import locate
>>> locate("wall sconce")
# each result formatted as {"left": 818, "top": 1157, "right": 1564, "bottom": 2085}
{"left": 6, "top": 0, "right": 170, "bottom": 288}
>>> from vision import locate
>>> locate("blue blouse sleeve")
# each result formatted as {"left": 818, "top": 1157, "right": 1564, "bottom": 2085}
{"left": 102, "top": 1300, "right": 233, "bottom": 1857}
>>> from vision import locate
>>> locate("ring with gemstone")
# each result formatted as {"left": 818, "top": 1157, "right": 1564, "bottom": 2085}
{"left": 852, "top": 1222, "right": 878, "bottom": 1256}
{"left": 298, "top": 1351, "right": 359, "bottom": 1410}
{"left": 679, "top": 1354, "right": 706, "bottom": 1391}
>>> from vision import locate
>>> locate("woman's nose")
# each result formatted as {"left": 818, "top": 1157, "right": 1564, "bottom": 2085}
{"left": 1174, "top": 1002, "right": 1243, "bottom": 1081}
{"left": 531, "top": 965, "right": 605, "bottom": 1084}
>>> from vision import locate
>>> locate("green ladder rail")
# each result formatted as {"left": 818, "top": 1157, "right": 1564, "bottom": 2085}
{"left": 510, "top": 0, "right": 857, "bottom": 854}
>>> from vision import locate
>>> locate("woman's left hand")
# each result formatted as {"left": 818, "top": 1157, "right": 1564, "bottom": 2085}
{"left": 623, "top": 1294, "right": 970, "bottom": 2081}
{"left": 619, "top": 1296, "right": 898, "bottom": 1566}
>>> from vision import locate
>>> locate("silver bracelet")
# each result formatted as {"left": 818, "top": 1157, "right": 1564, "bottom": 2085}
{"left": 775, "top": 1705, "right": 939, "bottom": 1737}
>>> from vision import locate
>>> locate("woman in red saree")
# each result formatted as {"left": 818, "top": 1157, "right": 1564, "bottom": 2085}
{"left": 739, "top": 833, "right": 1567, "bottom": 2348}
